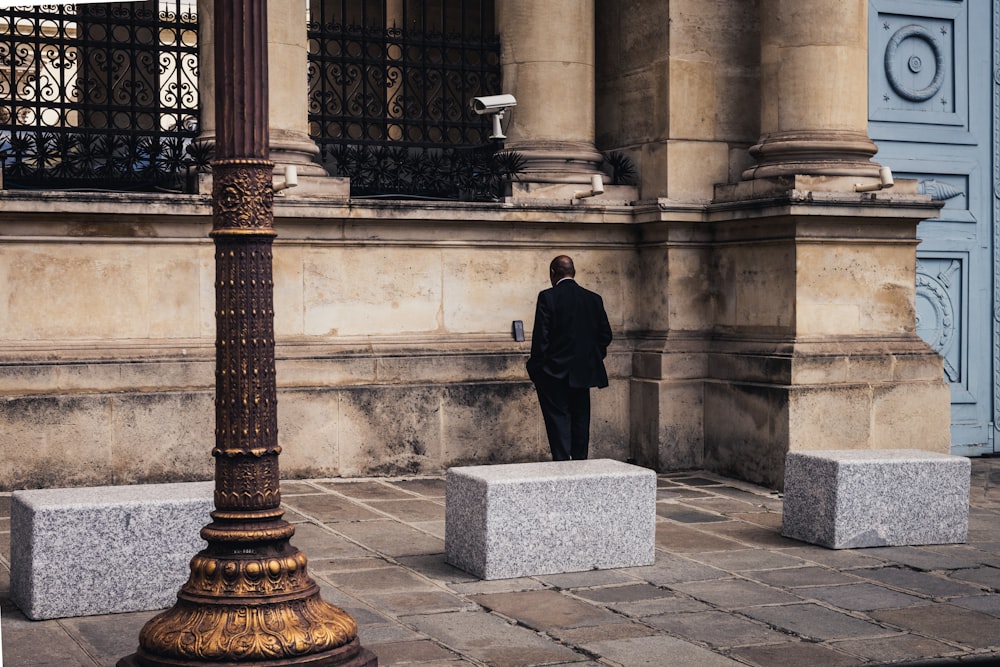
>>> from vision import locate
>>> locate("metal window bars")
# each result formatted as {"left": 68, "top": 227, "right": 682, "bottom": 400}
{"left": 0, "top": 1, "right": 512, "bottom": 198}
{"left": 0, "top": 1, "right": 200, "bottom": 191}
{"left": 307, "top": 0, "right": 514, "bottom": 200}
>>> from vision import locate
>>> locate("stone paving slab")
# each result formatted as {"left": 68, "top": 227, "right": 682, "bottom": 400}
{"left": 798, "top": 582, "right": 929, "bottom": 611}
{"left": 325, "top": 565, "right": 440, "bottom": 594}
{"left": 830, "top": 635, "right": 964, "bottom": 664}
{"left": 332, "top": 519, "right": 445, "bottom": 557}
{"left": 742, "top": 602, "right": 893, "bottom": 640}
{"left": 855, "top": 566, "right": 985, "bottom": 598}
{"left": 629, "top": 552, "right": 731, "bottom": 585}
{"left": 871, "top": 605, "right": 1000, "bottom": 649}
{"left": 280, "top": 481, "right": 325, "bottom": 495}
{"left": 309, "top": 556, "right": 397, "bottom": 575}
{"left": 368, "top": 639, "right": 463, "bottom": 665}
{"left": 367, "top": 498, "right": 446, "bottom": 522}
{"left": 319, "top": 480, "right": 417, "bottom": 500}
{"left": 697, "top": 520, "right": 805, "bottom": 549}
{"left": 655, "top": 505, "right": 731, "bottom": 523}
{"left": 950, "top": 594, "right": 1000, "bottom": 616}
{"left": 729, "top": 511, "right": 784, "bottom": 528}
{"left": 283, "top": 493, "right": 386, "bottom": 522}
{"left": 729, "top": 641, "right": 865, "bottom": 666}
{"left": 1, "top": 601, "right": 111, "bottom": 667}
{"left": 394, "top": 554, "right": 481, "bottom": 583}
{"left": 579, "top": 635, "right": 744, "bottom": 666}
{"left": 363, "top": 590, "right": 478, "bottom": 616}
{"left": 388, "top": 478, "right": 447, "bottom": 497}
{"left": 596, "top": 592, "right": 716, "bottom": 617}
{"left": 921, "top": 543, "right": 1000, "bottom": 568}
{"left": 777, "top": 545, "right": 889, "bottom": 569}
{"left": 861, "top": 545, "right": 988, "bottom": 571}
{"left": 569, "top": 582, "right": 670, "bottom": 604}
{"left": 657, "top": 487, "right": 713, "bottom": 500}
{"left": 57, "top": 611, "right": 157, "bottom": 666}
{"left": 680, "top": 496, "right": 770, "bottom": 515}
{"left": 2, "top": 458, "right": 999, "bottom": 666}
{"left": 534, "top": 569, "right": 639, "bottom": 589}
{"left": 471, "top": 589, "right": 622, "bottom": 631}
{"left": 951, "top": 565, "right": 1000, "bottom": 589}
{"left": 413, "top": 519, "right": 446, "bottom": 540}
{"left": 401, "top": 610, "right": 584, "bottom": 667}
{"left": 549, "top": 621, "right": 657, "bottom": 644}
{"left": 654, "top": 522, "right": 747, "bottom": 552}
{"left": 684, "top": 547, "right": 808, "bottom": 572}
{"left": 642, "top": 609, "right": 789, "bottom": 648}
{"left": 750, "top": 565, "right": 863, "bottom": 588}
{"left": 669, "top": 578, "right": 802, "bottom": 608}
{"left": 288, "top": 522, "right": 374, "bottom": 558}
{"left": 446, "top": 576, "right": 548, "bottom": 595}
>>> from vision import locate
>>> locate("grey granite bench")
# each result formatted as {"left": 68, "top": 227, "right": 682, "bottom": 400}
{"left": 11, "top": 482, "right": 213, "bottom": 619}
{"left": 445, "top": 459, "right": 657, "bottom": 580}
{"left": 781, "top": 449, "right": 970, "bottom": 549}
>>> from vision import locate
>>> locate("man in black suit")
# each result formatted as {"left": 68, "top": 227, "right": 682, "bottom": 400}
{"left": 526, "top": 255, "right": 613, "bottom": 461}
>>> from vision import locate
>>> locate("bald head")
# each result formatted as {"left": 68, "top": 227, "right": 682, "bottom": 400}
{"left": 549, "top": 255, "right": 576, "bottom": 286}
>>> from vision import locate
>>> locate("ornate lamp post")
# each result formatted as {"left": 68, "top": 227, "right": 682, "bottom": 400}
{"left": 119, "top": 2, "right": 375, "bottom": 665}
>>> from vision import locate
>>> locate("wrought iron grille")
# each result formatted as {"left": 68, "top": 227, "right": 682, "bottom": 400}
{"left": 307, "top": 0, "right": 510, "bottom": 199}
{"left": 0, "top": 1, "right": 200, "bottom": 191}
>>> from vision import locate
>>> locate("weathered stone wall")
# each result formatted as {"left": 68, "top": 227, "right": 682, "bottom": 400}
{"left": 595, "top": 0, "right": 760, "bottom": 200}
{"left": 0, "top": 193, "right": 636, "bottom": 489}
{"left": 0, "top": 0, "right": 956, "bottom": 492}
{"left": 0, "top": 186, "right": 951, "bottom": 491}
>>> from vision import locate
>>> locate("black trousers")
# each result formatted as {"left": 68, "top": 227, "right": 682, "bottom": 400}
{"left": 533, "top": 373, "right": 591, "bottom": 461}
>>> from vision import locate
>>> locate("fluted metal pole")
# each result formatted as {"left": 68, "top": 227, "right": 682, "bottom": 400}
{"left": 118, "top": 2, "right": 375, "bottom": 665}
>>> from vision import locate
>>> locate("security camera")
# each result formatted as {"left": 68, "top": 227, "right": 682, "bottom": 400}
{"left": 471, "top": 94, "right": 517, "bottom": 115}
{"left": 471, "top": 94, "right": 517, "bottom": 140}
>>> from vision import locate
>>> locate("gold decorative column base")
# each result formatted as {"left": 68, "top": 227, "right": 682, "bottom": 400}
{"left": 117, "top": 529, "right": 376, "bottom": 667}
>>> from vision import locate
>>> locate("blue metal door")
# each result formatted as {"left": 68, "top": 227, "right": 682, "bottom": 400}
{"left": 868, "top": 0, "right": 996, "bottom": 455}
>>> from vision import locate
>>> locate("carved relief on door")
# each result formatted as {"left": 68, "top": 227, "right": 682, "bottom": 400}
{"left": 869, "top": 0, "right": 995, "bottom": 454}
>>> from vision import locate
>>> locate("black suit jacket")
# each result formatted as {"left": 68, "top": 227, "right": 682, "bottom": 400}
{"left": 526, "top": 279, "right": 613, "bottom": 388}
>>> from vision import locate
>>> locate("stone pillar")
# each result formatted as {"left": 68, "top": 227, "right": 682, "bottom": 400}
{"left": 197, "top": 0, "right": 346, "bottom": 196}
{"left": 266, "top": 0, "right": 328, "bottom": 177}
{"left": 676, "top": 0, "right": 952, "bottom": 489}
{"left": 196, "top": 0, "right": 216, "bottom": 149}
{"left": 497, "top": 0, "right": 604, "bottom": 188}
{"left": 745, "top": 0, "right": 880, "bottom": 179}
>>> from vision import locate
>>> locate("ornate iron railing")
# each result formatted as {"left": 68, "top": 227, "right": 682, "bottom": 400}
{"left": 0, "top": 1, "right": 200, "bottom": 191}
{"left": 1, "top": 1, "right": 515, "bottom": 198}
{"left": 307, "top": 0, "right": 509, "bottom": 199}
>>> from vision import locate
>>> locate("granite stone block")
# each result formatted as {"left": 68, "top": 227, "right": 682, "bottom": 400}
{"left": 445, "top": 459, "right": 656, "bottom": 580}
{"left": 781, "top": 450, "right": 970, "bottom": 549}
{"left": 11, "top": 482, "right": 213, "bottom": 619}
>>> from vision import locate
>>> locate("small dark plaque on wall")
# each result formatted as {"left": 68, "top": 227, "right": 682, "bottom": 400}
{"left": 512, "top": 320, "right": 525, "bottom": 342}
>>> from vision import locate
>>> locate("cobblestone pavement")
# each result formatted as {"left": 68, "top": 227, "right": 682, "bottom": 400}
{"left": 1, "top": 458, "right": 998, "bottom": 666}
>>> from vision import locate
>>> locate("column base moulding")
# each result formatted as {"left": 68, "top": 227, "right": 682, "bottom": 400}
{"left": 742, "top": 130, "right": 882, "bottom": 180}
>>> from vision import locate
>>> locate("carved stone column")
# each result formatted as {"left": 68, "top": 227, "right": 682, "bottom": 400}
{"left": 118, "top": 2, "right": 374, "bottom": 665}
{"left": 196, "top": 0, "right": 337, "bottom": 188}
{"left": 667, "top": 1, "right": 952, "bottom": 489}
{"left": 497, "top": 0, "right": 604, "bottom": 186}
{"left": 267, "top": 0, "right": 328, "bottom": 177}
{"left": 744, "top": 0, "right": 881, "bottom": 179}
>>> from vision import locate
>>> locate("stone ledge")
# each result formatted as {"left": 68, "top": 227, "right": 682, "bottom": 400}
{"left": 11, "top": 482, "right": 213, "bottom": 619}
{"left": 781, "top": 449, "right": 970, "bottom": 549}
{"left": 444, "top": 459, "right": 656, "bottom": 579}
